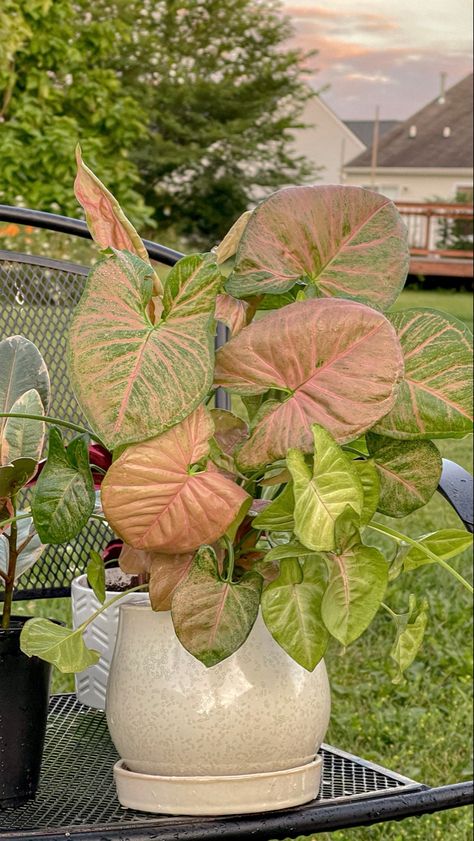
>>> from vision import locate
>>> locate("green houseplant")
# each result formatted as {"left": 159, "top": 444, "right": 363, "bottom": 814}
{"left": 1, "top": 151, "right": 472, "bottom": 813}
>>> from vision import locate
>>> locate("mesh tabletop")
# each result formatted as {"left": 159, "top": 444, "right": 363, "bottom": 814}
{"left": 0, "top": 695, "right": 421, "bottom": 840}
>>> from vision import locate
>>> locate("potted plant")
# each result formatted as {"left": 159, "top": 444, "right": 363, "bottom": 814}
{"left": 9, "top": 152, "right": 472, "bottom": 816}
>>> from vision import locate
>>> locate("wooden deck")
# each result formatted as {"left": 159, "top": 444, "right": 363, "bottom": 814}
{"left": 396, "top": 201, "right": 473, "bottom": 279}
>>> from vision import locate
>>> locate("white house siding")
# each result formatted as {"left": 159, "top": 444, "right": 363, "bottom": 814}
{"left": 342, "top": 167, "right": 473, "bottom": 202}
{"left": 292, "top": 97, "right": 366, "bottom": 186}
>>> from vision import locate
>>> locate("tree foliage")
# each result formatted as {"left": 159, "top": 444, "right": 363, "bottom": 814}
{"left": 0, "top": 0, "right": 316, "bottom": 244}
{"left": 0, "top": 0, "right": 150, "bottom": 226}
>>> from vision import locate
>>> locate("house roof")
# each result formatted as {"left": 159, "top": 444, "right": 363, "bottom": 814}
{"left": 346, "top": 74, "right": 473, "bottom": 169}
{"left": 344, "top": 120, "right": 400, "bottom": 148}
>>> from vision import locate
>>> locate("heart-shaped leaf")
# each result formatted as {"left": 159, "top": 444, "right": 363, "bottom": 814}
{"left": 261, "top": 556, "right": 329, "bottom": 670}
{"left": 148, "top": 552, "right": 195, "bottom": 611}
{"left": 389, "top": 595, "right": 429, "bottom": 684}
{"left": 366, "top": 433, "right": 442, "bottom": 517}
{"left": 0, "top": 335, "right": 50, "bottom": 464}
{"left": 375, "top": 309, "right": 473, "bottom": 439}
{"left": 225, "top": 185, "right": 409, "bottom": 310}
{"left": 215, "top": 294, "right": 249, "bottom": 336}
{"left": 20, "top": 617, "right": 100, "bottom": 673}
{"left": 287, "top": 425, "right": 364, "bottom": 553}
{"left": 0, "top": 458, "right": 37, "bottom": 498}
{"left": 403, "top": 529, "right": 473, "bottom": 571}
{"left": 101, "top": 406, "right": 250, "bottom": 553}
{"left": 321, "top": 510, "right": 388, "bottom": 645}
{"left": 87, "top": 550, "right": 106, "bottom": 604}
{"left": 2, "top": 389, "right": 45, "bottom": 464}
{"left": 215, "top": 299, "right": 404, "bottom": 469}
{"left": 171, "top": 545, "right": 262, "bottom": 666}
{"left": 252, "top": 482, "right": 295, "bottom": 531}
{"left": 0, "top": 515, "right": 45, "bottom": 581}
{"left": 31, "top": 429, "right": 95, "bottom": 543}
{"left": 69, "top": 251, "right": 222, "bottom": 450}
{"left": 353, "top": 458, "right": 380, "bottom": 524}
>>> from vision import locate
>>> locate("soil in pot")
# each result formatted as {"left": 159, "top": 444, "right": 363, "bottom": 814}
{"left": 0, "top": 616, "right": 53, "bottom": 808}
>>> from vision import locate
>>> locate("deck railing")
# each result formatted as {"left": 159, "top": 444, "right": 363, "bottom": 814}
{"left": 395, "top": 201, "right": 473, "bottom": 276}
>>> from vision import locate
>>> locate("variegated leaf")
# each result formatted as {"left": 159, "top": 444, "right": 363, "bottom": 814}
{"left": 402, "top": 529, "right": 473, "bottom": 571}
{"left": 101, "top": 406, "right": 250, "bottom": 553}
{"left": 118, "top": 542, "right": 195, "bottom": 611}
{"left": 74, "top": 146, "right": 150, "bottom": 264}
{"left": 226, "top": 185, "right": 409, "bottom": 309}
{"left": 375, "top": 309, "right": 473, "bottom": 439}
{"left": 287, "top": 425, "right": 364, "bottom": 552}
{"left": 261, "top": 556, "right": 329, "bottom": 670}
{"left": 69, "top": 251, "right": 221, "bottom": 449}
{"left": 366, "top": 432, "right": 442, "bottom": 517}
{"left": 171, "top": 545, "right": 262, "bottom": 666}
{"left": 0, "top": 335, "right": 50, "bottom": 464}
{"left": 252, "top": 482, "right": 295, "bottom": 531}
{"left": 215, "top": 293, "right": 249, "bottom": 336}
{"left": 210, "top": 409, "right": 248, "bottom": 455}
{"left": 0, "top": 515, "right": 45, "bottom": 581}
{"left": 2, "top": 389, "right": 45, "bottom": 464}
{"left": 215, "top": 299, "right": 404, "bottom": 469}
{"left": 352, "top": 458, "right": 380, "bottom": 524}
{"left": 321, "top": 510, "right": 388, "bottom": 645}
{"left": 0, "top": 458, "right": 37, "bottom": 497}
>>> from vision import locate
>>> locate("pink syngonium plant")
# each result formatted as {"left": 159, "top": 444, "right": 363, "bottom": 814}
{"left": 10, "top": 147, "right": 473, "bottom": 678}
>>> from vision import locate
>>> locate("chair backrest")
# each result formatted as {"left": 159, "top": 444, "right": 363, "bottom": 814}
{"left": 0, "top": 249, "right": 114, "bottom": 599}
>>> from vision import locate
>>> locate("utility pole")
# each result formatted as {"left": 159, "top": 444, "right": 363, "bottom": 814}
{"left": 370, "top": 105, "right": 380, "bottom": 190}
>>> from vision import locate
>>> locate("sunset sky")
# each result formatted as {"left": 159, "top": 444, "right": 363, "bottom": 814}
{"left": 282, "top": 0, "right": 473, "bottom": 119}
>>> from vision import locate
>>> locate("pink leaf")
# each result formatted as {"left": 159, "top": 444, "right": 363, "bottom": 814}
{"left": 215, "top": 298, "right": 404, "bottom": 469}
{"left": 226, "top": 185, "right": 409, "bottom": 310}
{"left": 215, "top": 293, "right": 249, "bottom": 336}
{"left": 101, "top": 406, "right": 250, "bottom": 552}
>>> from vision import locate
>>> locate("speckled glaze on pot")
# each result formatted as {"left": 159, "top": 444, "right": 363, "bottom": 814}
{"left": 106, "top": 604, "right": 331, "bottom": 777}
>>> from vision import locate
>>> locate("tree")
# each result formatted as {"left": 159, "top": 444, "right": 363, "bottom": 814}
{"left": 0, "top": 0, "right": 150, "bottom": 226}
{"left": 0, "top": 1, "right": 316, "bottom": 245}
{"left": 113, "top": 0, "right": 317, "bottom": 244}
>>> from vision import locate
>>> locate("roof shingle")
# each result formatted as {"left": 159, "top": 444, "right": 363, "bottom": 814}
{"left": 346, "top": 74, "right": 473, "bottom": 169}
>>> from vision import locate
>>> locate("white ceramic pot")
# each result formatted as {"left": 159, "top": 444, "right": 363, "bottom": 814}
{"left": 106, "top": 603, "right": 331, "bottom": 815}
{"left": 71, "top": 575, "right": 149, "bottom": 710}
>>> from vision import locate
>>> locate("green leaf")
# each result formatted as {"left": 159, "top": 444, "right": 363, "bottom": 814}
{"left": 171, "top": 545, "right": 262, "bottom": 667}
{"left": 69, "top": 251, "right": 222, "bottom": 450}
{"left": 225, "top": 185, "right": 408, "bottom": 310}
{"left": 261, "top": 556, "right": 329, "bottom": 671}
{"left": 0, "top": 458, "right": 37, "bottom": 498}
{"left": 264, "top": 541, "right": 316, "bottom": 562}
{"left": 375, "top": 309, "right": 473, "bottom": 440}
{"left": 287, "top": 425, "right": 364, "bottom": 552}
{"left": 20, "top": 617, "right": 100, "bottom": 674}
{"left": 0, "top": 335, "right": 50, "bottom": 464}
{"left": 321, "top": 509, "right": 388, "bottom": 645}
{"left": 0, "top": 515, "right": 45, "bottom": 581}
{"left": 87, "top": 550, "right": 106, "bottom": 604}
{"left": 403, "top": 529, "right": 473, "bottom": 571}
{"left": 32, "top": 428, "right": 95, "bottom": 543}
{"left": 2, "top": 388, "right": 45, "bottom": 463}
{"left": 353, "top": 458, "right": 380, "bottom": 524}
{"left": 252, "top": 482, "right": 295, "bottom": 531}
{"left": 367, "top": 433, "right": 442, "bottom": 517}
{"left": 389, "top": 595, "right": 429, "bottom": 684}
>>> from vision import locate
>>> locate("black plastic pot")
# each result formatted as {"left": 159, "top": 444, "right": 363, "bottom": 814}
{"left": 0, "top": 615, "right": 52, "bottom": 808}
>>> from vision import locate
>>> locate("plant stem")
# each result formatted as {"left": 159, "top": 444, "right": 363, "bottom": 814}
{"left": 223, "top": 535, "right": 235, "bottom": 583}
{"left": 0, "top": 512, "right": 31, "bottom": 531}
{"left": 2, "top": 496, "right": 18, "bottom": 629}
{"left": 78, "top": 584, "right": 148, "bottom": 632}
{"left": 89, "top": 513, "right": 108, "bottom": 524}
{"left": 381, "top": 601, "right": 397, "bottom": 619}
{"left": 342, "top": 446, "right": 368, "bottom": 459}
{"left": 368, "top": 521, "right": 473, "bottom": 594}
{"left": 0, "top": 413, "right": 105, "bottom": 448}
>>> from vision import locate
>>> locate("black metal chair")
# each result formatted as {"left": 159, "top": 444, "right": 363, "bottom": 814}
{"left": 0, "top": 205, "right": 472, "bottom": 840}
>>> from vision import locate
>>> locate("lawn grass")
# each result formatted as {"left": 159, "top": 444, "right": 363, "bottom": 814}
{"left": 13, "top": 287, "right": 473, "bottom": 840}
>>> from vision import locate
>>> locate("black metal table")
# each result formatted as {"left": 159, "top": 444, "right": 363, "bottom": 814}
{"left": 1, "top": 695, "right": 471, "bottom": 841}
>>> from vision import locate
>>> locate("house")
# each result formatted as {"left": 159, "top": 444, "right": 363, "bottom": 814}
{"left": 290, "top": 95, "right": 366, "bottom": 185}
{"left": 343, "top": 74, "right": 473, "bottom": 202}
